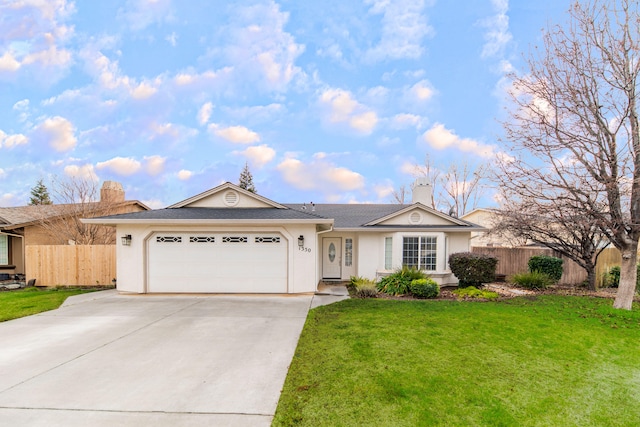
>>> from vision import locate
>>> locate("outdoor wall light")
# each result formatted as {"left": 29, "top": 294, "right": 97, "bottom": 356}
{"left": 121, "top": 234, "right": 132, "bottom": 246}
{"left": 298, "top": 235, "right": 304, "bottom": 248}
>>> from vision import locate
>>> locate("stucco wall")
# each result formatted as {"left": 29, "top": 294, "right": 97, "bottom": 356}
{"left": 116, "top": 223, "right": 318, "bottom": 294}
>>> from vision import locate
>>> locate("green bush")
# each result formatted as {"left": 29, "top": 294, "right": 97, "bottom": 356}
{"left": 452, "top": 286, "right": 499, "bottom": 300}
{"left": 409, "top": 278, "right": 440, "bottom": 299}
{"left": 510, "top": 271, "right": 554, "bottom": 290}
{"left": 602, "top": 265, "right": 640, "bottom": 289}
{"left": 377, "top": 266, "right": 427, "bottom": 295}
{"left": 448, "top": 252, "right": 498, "bottom": 288}
{"left": 528, "top": 255, "right": 563, "bottom": 283}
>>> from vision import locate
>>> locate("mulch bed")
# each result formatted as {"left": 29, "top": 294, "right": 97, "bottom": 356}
{"left": 360, "top": 283, "right": 634, "bottom": 302}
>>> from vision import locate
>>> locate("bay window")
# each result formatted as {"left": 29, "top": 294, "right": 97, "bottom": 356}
{"left": 402, "top": 236, "right": 437, "bottom": 271}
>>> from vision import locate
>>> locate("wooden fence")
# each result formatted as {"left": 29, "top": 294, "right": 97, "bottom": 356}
{"left": 472, "top": 246, "right": 622, "bottom": 287}
{"left": 26, "top": 245, "right": 116, "bottom": 287}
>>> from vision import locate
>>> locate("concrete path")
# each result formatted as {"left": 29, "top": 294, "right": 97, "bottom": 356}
{"left": 0, "top": 291, "right": 315, "bottom": 426}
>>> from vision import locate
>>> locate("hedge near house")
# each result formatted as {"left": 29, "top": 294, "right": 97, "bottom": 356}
{"left": 448, "top": 252, "right": 498, "bottom": 288}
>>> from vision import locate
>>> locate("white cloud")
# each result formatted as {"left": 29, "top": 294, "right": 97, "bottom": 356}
{"left": 96, "top": 157, "right": 142, "bottom": 176}
{"left": 364, "top": 0, "right": 434, "bottom": 62}
{"left": 177, "top": 169, "right": 193, "bottom": 180}
{"left": 319, "top": 88, "right": 378, "bottom": 135}
{"left": 391, "top": 113, "right": 427, "bottom": 130}
{"left": 221, "top": 1, "right": 304, "bottom": 91}
{"left": 0, "top": 0, "right": 75, "bottom": 82}
{"left": 64, "top": 164, "right": 98, "bottom": 181}
{"left": 166, "top": 32, "right": 178, "bottom": 47}
{"left": 277, "top": 154, "right": 365, "bottom": 192}
{"left": 0, "top": 130, "right": 28, "bottom": 148}
{"left": 411, "top": 80, "right": 434, "bottom": 101}
{"left": 36, "top": 116, "right": 76, "bottom": 152}
{"left": 422, "top": 123, "right": 495, "bottom": 158}
{"left": 349, "top": 112, "right": 378, "bottom": 134}
{"left": 0, "top": 52, "right": 21, "bottom": 72}
{"left": 373, "top": 182, "right": 395, "bottom": 200}
{"left": 479, "top": 0, "right": 512, "bottom": 59}
{"left": 198, "top": 102, "right": 214, "bottom": 125}
{"left": 209, "top": 124, "right": 260, "bottom": 144}
{"left": 144, "top": 155, "right": 166, "bottom": 176}
{"left": 130, "top": 82, "right": 158, "bottom": 100}
{"left": 235, "top": 144, "right": 276, "bottom": 168}
{"left": 119, "top": 0, "right": 173, "bottom": 31}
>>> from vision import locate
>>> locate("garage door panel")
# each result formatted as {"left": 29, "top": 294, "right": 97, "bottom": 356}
{"left": 148, "top": 233, "right": 287, "bottom": 293}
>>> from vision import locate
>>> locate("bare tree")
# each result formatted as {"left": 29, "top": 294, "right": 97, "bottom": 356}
{"left": 396, "top": 155, "right": 488, "bottom": 215}
{"left": 496, "top": 0, "right": 640, "bottom": 309}
{"left": 494, "top": 194, "right": 610, "bottom": 290}
{"left": 441, "top": 162, "right": 488, "bottom": 217}
{"left": 391, "top": 184, "right": 408, "bottom": 204}
{"left": 35, "top": 177, "right": 126, "bottom": 245}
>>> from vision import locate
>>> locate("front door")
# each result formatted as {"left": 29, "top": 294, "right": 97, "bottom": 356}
{"left": 322, "top": 238, "right": 342, "bottom": 279}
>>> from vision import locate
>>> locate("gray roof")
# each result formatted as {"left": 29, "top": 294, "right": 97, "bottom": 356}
{"left": 84, "top": 203, "right": 483, "bottom": 230}
{"left": 93, "top": 207, "right": 328, "bottom": 221}
{"left": 284, "top": 204, "right": 407, "bottom": 228}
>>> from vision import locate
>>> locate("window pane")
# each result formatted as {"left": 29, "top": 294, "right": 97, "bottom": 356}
{"left": 345, "top": 238, "right": 353, "bottom": 267}
{"left": 402, "top": 237, "right": 419, "bottom": 269}
{"left": 384, "top": 237, "right": 392, "bottom": 270}
{"left": 0, "top": 235, "right": 7, "bottom": 265}
{"left": 422, "top": 236, "right": 437, "bottom": 270}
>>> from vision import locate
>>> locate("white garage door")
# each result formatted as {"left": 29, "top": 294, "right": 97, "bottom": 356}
{"left": 147, "top": 232, "right": 288, "bottom": 293}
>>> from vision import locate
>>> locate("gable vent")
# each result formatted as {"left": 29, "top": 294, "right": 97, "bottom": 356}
{"left": 223, "top": 190, "right": 239, "bottom": 207}
{"left": 409, "top": 211, "right": 423, "bottom": 225}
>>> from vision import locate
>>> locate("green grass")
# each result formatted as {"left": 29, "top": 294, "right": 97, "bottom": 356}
{"left": 273, "top": 296, "right": 640, "bottom": 426}
{"left": 0, "top": 287, "right": 97, "bottom": 322}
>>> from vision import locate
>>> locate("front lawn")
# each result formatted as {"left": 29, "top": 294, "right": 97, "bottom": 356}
{"left": 273, "top": 296, "right": 640, "bottom": 426}
{"left": 0, "top": 287, "right": 97, "bottom": 322}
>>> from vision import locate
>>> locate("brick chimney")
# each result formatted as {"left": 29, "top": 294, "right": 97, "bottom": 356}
{"left": 100, "top": 181, "right": 125, "bottom": 203}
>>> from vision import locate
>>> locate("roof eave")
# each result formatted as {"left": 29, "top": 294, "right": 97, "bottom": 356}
{"left": 81, "top": 218, "right": 334, "bottom": 226}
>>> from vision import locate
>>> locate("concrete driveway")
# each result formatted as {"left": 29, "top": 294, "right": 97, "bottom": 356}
{"left": 0, "top": 290, "right": 314, "bottom": 426}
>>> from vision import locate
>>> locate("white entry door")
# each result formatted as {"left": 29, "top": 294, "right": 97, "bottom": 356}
{"left": 322, "top": 238, "right": 342, "bottom": 279}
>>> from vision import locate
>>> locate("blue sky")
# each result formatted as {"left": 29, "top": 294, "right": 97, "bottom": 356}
{"left": 0, "top": 0, "right": 571, "bottom": 208}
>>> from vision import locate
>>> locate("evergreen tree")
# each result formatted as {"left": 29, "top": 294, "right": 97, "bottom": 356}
{"left": 29, "top": 179, "right": 52, "bottom": 205}
{"left": 238, "top": 162, "right": 256, "bottom": 193}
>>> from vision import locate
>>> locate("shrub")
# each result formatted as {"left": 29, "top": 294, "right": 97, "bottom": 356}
{"left": 409, "top": 278, "right": 440, "bottom": 299}
{"left": 528, "top": 255, "right": 563, "bottom": 283}
{"left": 350, "top": 276, "right": 378, "bottom": 298}
{"left": 602, "top": 265, "right": 640, "bottom": 289}
{"left": 510, "top": 271, "right": 554, "bottom": 290}
{"left": 355, "top": 285, "right": 378, "bottom": 298}
{"left": 448, "top": 252, "right": 498, "bottom": 288}
{"left": 452, "top": 286, "right": 499, "bottom": 300}
{"left": 377, "top": 266, "right": 427, "bottom": 295}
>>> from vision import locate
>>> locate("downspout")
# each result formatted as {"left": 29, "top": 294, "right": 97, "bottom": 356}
{"left": 315, "top": 224, "right": 334, "bottom": 292}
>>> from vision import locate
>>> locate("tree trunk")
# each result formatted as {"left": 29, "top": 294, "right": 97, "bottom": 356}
{"left": 585, "top": 263, "right": 597, "bottom": 292}
{"left": 613, "top": 246, "right": 638, "bottom": 310}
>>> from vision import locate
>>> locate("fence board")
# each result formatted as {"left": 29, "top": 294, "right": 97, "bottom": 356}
{"left": 25, "top": 245, "right": 116, "bottom": 287}
{"left": 472, "top": 246, "right": 625, "bottom": 287}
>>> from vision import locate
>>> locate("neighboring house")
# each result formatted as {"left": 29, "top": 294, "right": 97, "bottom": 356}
{"left": 0, "top": 182, "right": 148, "bottom": 278}
{"left": 84, "top": 180, "right": 485, "bottom": 294}
{"left": 462, "top": 208, "right": 530, "bottom": 248}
